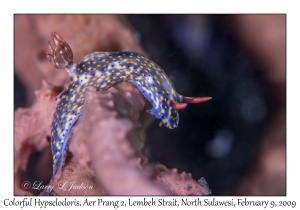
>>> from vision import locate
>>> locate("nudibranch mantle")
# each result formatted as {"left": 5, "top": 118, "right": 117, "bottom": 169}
{"left": 47, "top": 32, "right": 211, "bottom": 176}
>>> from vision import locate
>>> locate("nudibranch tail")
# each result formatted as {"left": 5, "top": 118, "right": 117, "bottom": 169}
{"left": 53, "top": 152, "right": 65, "bottom": 176}
{"left": 46, "top": 32, "right": 73, "bottom": 69}
{"left": 51, "top": 86, "right": 84, "bottom": 176}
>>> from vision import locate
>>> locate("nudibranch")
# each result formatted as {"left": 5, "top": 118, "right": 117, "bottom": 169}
{"left": 46, "top": 32, "right": 211, "bottom": 176}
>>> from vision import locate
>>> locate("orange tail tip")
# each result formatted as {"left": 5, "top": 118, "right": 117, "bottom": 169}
{"left": 182, "top": 96, "right": 212, "bottom": 103}
{"left": 170, "top": 101, "right": 187, "bottom": 109}
{"left": 169, "top": 96, "right": 211, "bottom": 110}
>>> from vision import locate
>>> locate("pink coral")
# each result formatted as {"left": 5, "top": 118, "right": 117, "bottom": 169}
{"left": 14, "top": 15, "right": 210, "bottom": 196}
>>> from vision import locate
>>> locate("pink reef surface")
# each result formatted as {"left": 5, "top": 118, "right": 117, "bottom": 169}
{"left": 14, "top": 15, "right": 285, "bottom": 196}
{"left": 14, "top": 15, "right": 211, "bottom": 196}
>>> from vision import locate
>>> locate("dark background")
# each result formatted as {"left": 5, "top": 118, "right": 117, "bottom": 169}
{"left": 128, "top": 15, "right": 278, "bottom": 195}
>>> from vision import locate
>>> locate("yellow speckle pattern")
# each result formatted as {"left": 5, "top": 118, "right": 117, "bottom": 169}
{"left": 51, "top": 51, "right": 183, "bottom": 176}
